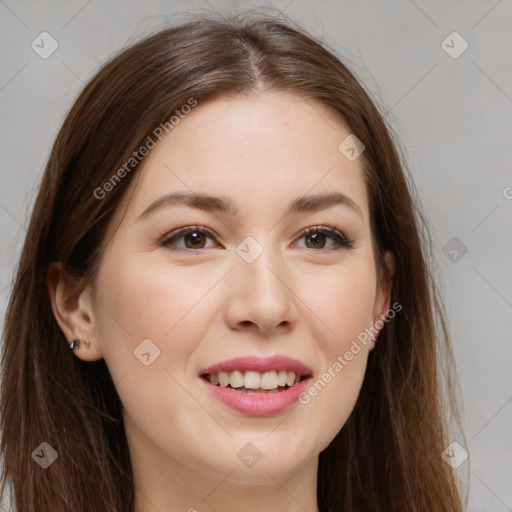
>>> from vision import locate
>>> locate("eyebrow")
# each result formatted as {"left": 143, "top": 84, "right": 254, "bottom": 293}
{"left": 137, "top": 191, "right": 363, "bottom": 220}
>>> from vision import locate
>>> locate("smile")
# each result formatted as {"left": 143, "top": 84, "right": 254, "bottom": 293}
{"left": 199, "top": 355, "right": 313, "bottom": 416}
{"left": 203, "top": 369, "right": 305, "bottom": 393}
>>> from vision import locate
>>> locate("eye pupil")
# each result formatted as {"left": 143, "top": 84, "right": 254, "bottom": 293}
{"left": 307, "top": 232, "right": 326, "bottom": 249}
{"left": 185, "top": 232, "right": 206, "bottom": 248}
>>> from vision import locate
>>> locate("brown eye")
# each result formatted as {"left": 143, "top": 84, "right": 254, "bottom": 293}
{"left": 161, "top": 226, "right": 216, "bottom": 251}
{"left": 295, "top": 226, "right": 354, "bottom": 251}
{"left": 305, "top": 231, "right": 328, "bottom": 249}
{"left": 160, "top": 224, "right": 354, "bottom": 253}
{"left": 182, "top": 231, "right": 207, "bottom": 249}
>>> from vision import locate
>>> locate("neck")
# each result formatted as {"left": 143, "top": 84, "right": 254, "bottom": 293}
{"left": 130, "top": 444, "right": 320, "bottom": 512}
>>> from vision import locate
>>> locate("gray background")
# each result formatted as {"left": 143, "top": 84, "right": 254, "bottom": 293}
{"left": 0, "top": 1, "right": 511, "bottom": 510}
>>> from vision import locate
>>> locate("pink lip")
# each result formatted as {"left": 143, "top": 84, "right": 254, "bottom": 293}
{"left": 198, "top": 355, "right": 313, "bottom": 416}
{"left": 199, "top": 355, "right": 312, "bottom": 376}
{"left": 200, "top": 376, "right": 311, "bottom": 416}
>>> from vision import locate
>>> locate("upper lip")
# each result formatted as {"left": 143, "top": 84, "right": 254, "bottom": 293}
{"left": 199, "top": 355, "right": 313, "bottom": 376}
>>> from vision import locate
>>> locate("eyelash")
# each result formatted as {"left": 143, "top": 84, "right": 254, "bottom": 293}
{"left": 159, "top": 224, "right": 355, "bottom": 253}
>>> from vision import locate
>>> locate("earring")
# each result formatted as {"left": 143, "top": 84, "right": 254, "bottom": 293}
{"left": 69, "top": 339, "right": 90, "bottom": 350}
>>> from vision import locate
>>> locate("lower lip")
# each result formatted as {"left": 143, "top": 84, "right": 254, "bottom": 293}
{"left": 200, "top": 377, "right": 311, "bottom": 416}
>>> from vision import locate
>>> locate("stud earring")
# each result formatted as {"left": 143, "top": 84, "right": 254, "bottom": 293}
{"left": 69, "top": 339, "right": 90, "bottom": 350}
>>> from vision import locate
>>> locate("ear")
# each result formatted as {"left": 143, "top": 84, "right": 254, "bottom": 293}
{"left": 46, "top": 262, "right": 103, "bottom": 361}
{"left": 372, "top": 249, "right": 396, "bottom": 334}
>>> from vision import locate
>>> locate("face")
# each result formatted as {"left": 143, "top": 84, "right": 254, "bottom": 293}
{"left": 63, "top": 92, "right": 393, "bottom": 491}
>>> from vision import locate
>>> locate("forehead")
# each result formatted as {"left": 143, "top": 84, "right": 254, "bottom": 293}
{"left": 117, "top": 92, "right": 370, "bottom": 225}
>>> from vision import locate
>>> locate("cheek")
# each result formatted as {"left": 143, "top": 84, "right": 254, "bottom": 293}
{"left": 310, "top": 258, "right": 377, "bottom": 357}
{"left": 91, "top": 255, "right": 223, "bottom": 455}
{"left": 295, "top": 259, "right": 376, "bottom": 447}
{"left": 91, "top": 252, "right": 219, "bottom": 386}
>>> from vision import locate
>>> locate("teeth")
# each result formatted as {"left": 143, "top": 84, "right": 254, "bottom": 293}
{"left": 260, "top": 371, "right": 278, "bottom": 389}
{"left": 206, "top": 369, "right": 302, "bottom": 390}
{"left": 219, "top": 372, "right": 230, "bottom": 388}
{"left": 277, "top": 370, "right": 288, "bottom": 387}
{"left": 244, "top": 371, "right": 261, "bottom": 389}
{"left": 238, "top": 387, "right": 280, "bottom": 394}
{"left": 229, "top": 370, "right": 244, "bottom": 388}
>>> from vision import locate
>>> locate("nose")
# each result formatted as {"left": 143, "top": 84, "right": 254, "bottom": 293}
{"left": 224, "top": 240, "right": 299, "bottom": 336}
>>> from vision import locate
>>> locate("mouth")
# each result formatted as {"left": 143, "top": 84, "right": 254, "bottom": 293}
{"left": 200, "top": 370, "right": 310, "bottom": 394}
{"left": 198, "top": 355, "right": 313, "bottom": 416}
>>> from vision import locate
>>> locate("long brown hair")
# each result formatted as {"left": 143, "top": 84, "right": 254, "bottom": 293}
{"left": 1, "top": 9, "right": 467, "bottom": 511}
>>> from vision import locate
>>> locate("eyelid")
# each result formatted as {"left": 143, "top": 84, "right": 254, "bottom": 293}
{"left": 296, "top": 224, "right": 355, "bottom": 250}
{"left": 159, "top": 225, "right": 216, "bottom": 249}
{"left": 159, "top": 224, "right": 355, "bottom": 252}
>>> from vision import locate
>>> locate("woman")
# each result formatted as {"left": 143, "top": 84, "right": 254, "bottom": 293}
{"left": 0, "top": 10, "right": 467, "bottom": 512}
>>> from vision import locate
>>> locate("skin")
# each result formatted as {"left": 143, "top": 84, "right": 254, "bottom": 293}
{"left": 48, "top": 91, "right": 394, "bottom": 512}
